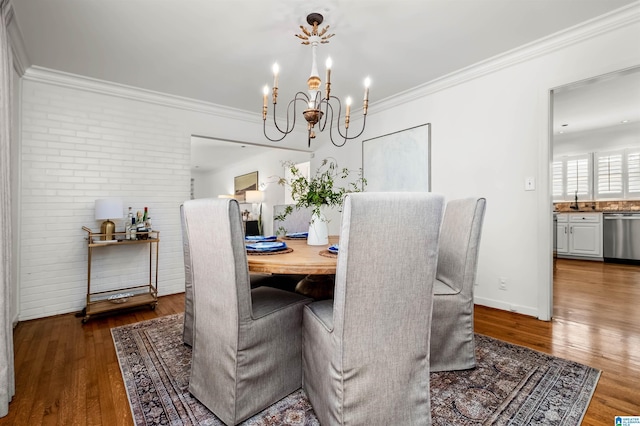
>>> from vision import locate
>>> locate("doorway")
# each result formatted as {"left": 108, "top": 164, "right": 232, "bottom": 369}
{"left": 550, "top": 65, "right": 640, "bottom": 316}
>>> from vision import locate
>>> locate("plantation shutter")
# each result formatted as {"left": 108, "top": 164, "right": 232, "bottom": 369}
{"left": 552, "top": 160, "right": 564, "bottom": 201}
{"left": 627, "top": 150, "right": 640, "bottom": 197}
{"left": 595, "top": 151, "right": 623, "bottom": 198}
{"left": 566, "top": 154, "right": 591, "bottom": 199}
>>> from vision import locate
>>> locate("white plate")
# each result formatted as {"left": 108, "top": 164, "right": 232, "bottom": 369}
{"left": 246, "top": 241, "right": 288, "bottom": 252}
{"left": 245, "top": 235, "right": 277, "bottom": 242}
{"left": 286, "top": 232, "right": 308, "bottom": 239}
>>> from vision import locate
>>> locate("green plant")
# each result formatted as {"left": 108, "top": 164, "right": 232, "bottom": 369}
{"left": 275, "top": 158, "right": 366, "bottom": 234}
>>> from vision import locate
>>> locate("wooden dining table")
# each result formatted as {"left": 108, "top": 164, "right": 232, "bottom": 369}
{"left": 247, "top": 236, "right": 338, "bottom": 299}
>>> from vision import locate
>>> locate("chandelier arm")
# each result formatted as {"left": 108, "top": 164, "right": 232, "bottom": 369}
{"left": 325, "top": 98, "right": 369, "bottom": 146}
{"left": 271, "top": 97, "right": 297, "bottom": 135}
{"left": 331, "top": 114, "right": 368, "bottom": 142}
{"left": 326, "top": 95, "right": 347, "bottom": 136}
{"left": 267, "top": 93, "right": 311, "bottom": 140}
{"left": 323, "top": 102, "right": 348, "bottom": 148}
{"left": 340, "top": 113, "right": 368, "bottom": 140}
{"left": 317, "top": 97, "right": 333, "bottom": 133}
{"left": 263, "top": 119, "right": 291, "bottom": 142}
{"left": 263, "top": 101, "right": 296, "bottom": 142}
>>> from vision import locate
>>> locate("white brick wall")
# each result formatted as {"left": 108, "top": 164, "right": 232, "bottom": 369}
{"left": 19, "top": 81, "right": 191, "bottom": 320}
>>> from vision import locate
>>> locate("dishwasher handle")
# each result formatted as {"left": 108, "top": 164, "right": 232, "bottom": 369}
{"left": 604, "top": 215, "right": 640, "bottom": 220}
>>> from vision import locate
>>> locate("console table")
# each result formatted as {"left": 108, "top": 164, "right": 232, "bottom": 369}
{"left": 81, "top": 226, "right": 159, "bottom": 323}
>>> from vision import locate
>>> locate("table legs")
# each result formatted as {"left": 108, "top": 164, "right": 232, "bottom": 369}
{"left": 295, "top": 274, "right": 335, "bottom": 300}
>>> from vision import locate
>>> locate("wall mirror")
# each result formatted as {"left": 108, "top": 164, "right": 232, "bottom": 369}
{"left": 189, "top": 136, "right": 310, "bottom": 234}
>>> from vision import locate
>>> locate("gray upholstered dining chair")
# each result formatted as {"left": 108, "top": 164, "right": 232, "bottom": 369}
{"left": 180, "top": 202, "right": 304, "bottom": 346}
{"left": 273, "top": 204, "right": 313, "bottom": 236}
{"left": 179, "top": 203, "right": 195, "bottom": 346}
{"left": 430, "top": 197, "right": 486, "bottom": 372}
{"left": 302, "top": 192, "right": 444, "bottom": 425}
{"left": 182, "top": 198, "right": 312, "bottom": 425}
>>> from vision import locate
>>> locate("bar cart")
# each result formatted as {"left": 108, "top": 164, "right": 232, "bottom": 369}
{"left": 81, "top": 226, "right": 159, "bottom": 323}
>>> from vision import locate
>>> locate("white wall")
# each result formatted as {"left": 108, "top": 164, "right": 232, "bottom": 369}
{"left": 15, "top": 66, "right": 307, "bottom": 320}
{"left": 13, "top": 6, "right": 640, "bottom": 321}
{"left": 314, "top": 10, "right": 640, "bottom": 318}
{"left": 18, "top": 81, "right": 191, "bottom": 319}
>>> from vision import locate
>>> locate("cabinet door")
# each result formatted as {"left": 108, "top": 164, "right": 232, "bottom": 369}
{"left": 569, "top": 223, "right": 602, "bottom": 257}
{"left": 556, "top": 223, "right": 569, "bottom": 254}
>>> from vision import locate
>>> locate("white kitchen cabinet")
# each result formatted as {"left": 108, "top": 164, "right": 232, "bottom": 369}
{"left": 555, "top": 214, "right": 568, "bottom": 254}
{"left": 557, "top": 213, "right": 602, "bottom": 259}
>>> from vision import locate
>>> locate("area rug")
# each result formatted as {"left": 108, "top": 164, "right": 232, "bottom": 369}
{"left": 111, "top": 314, "right": 600, "bottom": 426}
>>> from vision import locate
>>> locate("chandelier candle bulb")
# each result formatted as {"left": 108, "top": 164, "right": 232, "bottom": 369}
{"left": 325, "top": 57, "right": 332, "bottom": 97}
{"left": 364, "top": 77, "right": 371, "bottom": 101}
{"left": 363, "top": 77, "right": 371, "bottom": 115}
{"left": 345, "top": 97, "right": 351, "bottom": 129}
{"left": 262, "top": 86, "right": 269, "bottom": 119}
{"left": 272, "top": 63, "right": 279, "bottom": 89}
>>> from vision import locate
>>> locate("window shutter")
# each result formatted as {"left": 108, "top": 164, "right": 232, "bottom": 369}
{"left": 566, "top": 155, "right": 591, "bottom": 199}
{"left": 552, "top": 161, "right": 564, "bottom": 201}
{"left": 627, "top": 151, "right": 640, "bottom": 196}
{"left": 595, "top": 151, "right": 623, "bottom": 198}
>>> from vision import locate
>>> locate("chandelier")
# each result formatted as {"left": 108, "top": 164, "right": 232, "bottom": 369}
{"left": 262, "top": 13, "right": 370, "bottom": 147}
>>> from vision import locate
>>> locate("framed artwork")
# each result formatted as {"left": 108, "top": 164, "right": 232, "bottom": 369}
{"left": 234, "top": 171, "right": 258, "bottom": 202}
{"left": 362, "top": 123, "right": 431, "bottom": 192}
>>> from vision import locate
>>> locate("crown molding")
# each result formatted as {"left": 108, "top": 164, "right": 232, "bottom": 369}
{"left": 4, "top": 2, "right": 30, "bottom": 75}
{"left": 15, "top": 2, "right": 640, "bottom": 123}
{"left": 21, "top": 66, "right": 260, "bottom": 123}
{"left": 370, "top": 2, "right": 640, "bottom": 115}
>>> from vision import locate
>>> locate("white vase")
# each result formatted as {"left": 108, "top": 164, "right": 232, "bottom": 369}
{"left": 307, "top": 210, "right": 329, "bottom": 246}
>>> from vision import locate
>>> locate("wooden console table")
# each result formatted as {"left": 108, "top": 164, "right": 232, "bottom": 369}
{"left": 81, "top": 226, "right": 159, "bottom": 323}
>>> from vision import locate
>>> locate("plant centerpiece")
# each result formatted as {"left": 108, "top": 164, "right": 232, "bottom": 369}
{"left": 276, "top": 158, "right": 366, "bottom": 245}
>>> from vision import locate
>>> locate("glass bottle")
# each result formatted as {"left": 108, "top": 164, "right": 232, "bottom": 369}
{"left": 130, "top": 217, "right": 137, "bottom": 240}
{"left": 126, "top": 207, "right": 133, "bottom": 240}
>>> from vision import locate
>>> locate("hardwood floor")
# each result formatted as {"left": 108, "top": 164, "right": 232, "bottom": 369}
{"left": 2, "top": 258, "right": 639, "bottom": 425}
{"left": 476, "top": 258, "right": 640, "bottom": 425}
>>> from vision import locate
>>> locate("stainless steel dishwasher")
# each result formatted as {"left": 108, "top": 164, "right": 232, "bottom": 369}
{"left": 603, "top": 212, "right": 640, "bottom": 263}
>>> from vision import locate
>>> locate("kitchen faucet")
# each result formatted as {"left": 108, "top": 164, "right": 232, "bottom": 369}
{"left": 570, "top": 190, "right": 579, "bottom": 210}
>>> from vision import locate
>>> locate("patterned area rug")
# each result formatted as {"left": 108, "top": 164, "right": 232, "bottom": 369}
{"left": 111, "top": 314, "right": 600, "bottom": 426}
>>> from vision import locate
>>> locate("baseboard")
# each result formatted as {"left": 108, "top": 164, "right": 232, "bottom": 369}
{"left": 474, "top": 297, "right": 539, "bottom": 318}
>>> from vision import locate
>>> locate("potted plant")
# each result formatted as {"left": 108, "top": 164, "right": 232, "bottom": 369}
{"left": 276, "top": 158, "right": 366, "bottom": 245}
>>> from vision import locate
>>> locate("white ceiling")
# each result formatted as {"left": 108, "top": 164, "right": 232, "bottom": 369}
{"left": 553, "top": 67, "right": 640, "bottom": 136}
{"left": 9, "top": 0, "right": 638, "bottom": 171}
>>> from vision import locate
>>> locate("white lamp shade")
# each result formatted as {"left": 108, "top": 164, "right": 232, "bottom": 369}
{"left": 245, "top": 190, "right": 264, "bottom": 203}
{"left": 95, "top": 198, "right": 123, "bottom": 220}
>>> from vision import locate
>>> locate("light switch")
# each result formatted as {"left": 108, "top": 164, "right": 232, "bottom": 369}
{"left": 525, "top": 177, "right": 535, "bottom": 191}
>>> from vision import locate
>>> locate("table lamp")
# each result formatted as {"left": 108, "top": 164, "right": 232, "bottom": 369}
{"left": 245, "top": 190, "right": 264, "bottom": 235}
{"left": 95, "top": 198, "right": 123, "bottom": 241}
